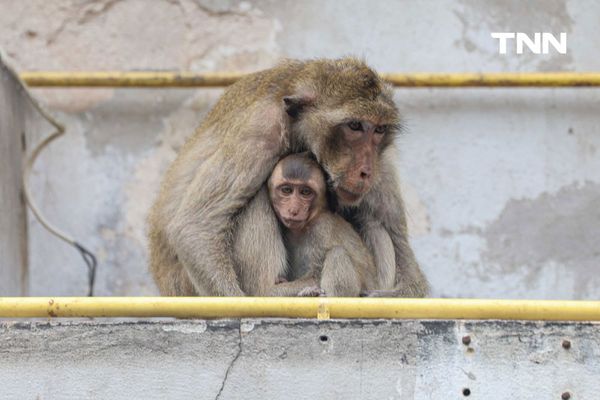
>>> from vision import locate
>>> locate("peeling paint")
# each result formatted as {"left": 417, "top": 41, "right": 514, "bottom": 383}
{"left": 240, "top": 321, "right": 255, "bottom": 333}
{"left": 161, "top": 322, "right": 208, "bottom": 333}
{"left": 482, "top": 182, "right": 600, "bottom": 295}
{"left": 83, "top": 90, "right": 191, "bottom": 156}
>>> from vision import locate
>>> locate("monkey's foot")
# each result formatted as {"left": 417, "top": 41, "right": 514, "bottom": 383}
{"left": 297, "top": 286, "right": 325, "bottom": 297}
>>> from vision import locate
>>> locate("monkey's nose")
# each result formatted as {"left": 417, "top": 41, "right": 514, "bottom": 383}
{"left": 360, "top": 169, "right": 371, "bottom": 180}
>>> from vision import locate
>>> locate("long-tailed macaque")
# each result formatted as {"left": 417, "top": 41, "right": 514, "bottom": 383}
{"left": 148, "top": 57, "right": 429, "bottom": 297}
{"left": 265, "top": 153, "right": 376, "bottom": 297}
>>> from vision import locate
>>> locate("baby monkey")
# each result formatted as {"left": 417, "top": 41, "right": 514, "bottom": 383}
{"left": 268, "top": 153, "right": 377, "bottom": 297}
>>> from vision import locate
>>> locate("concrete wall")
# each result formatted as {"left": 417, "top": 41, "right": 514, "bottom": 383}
{"left": 0, "top": 57, "right": 27, "bottom": 295}
{"left": 0, "top": 0, "right": 598, "bottom": 298}
{"left": 1, "top": 318, "right": 598, "bottom": 399}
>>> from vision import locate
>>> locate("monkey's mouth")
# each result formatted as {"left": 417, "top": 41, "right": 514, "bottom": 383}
{"left": 336, "top": 187, "right": 363, "bottom": 204}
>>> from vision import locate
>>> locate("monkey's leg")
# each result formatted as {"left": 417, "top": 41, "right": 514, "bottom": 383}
{"left": 320, "top": 246, "right": 361, "bottom": 297}
{"left": 234, "top": 187, "right": 288, "bottom": 296}
{"left": 157, "top": 261, "right": 198, "bottom": 296}
{"left": 148, "top": 229, "right": 198, "bottom": 295}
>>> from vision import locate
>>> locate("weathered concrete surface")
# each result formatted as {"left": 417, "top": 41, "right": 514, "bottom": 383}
{"left": 0, "top": 58, "right": 28, "bottom": 295}
{"left": 0, "top": 318, "right": 598, "bottom": 399}
{"left": 0, "top": 1, "right": 599, "bottom": 298}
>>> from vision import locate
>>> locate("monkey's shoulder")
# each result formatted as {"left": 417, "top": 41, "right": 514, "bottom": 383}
{"left": 205, "top": 63, "right": 305, "bottom": 121}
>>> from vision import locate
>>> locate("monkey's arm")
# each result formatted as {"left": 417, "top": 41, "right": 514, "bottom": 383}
{"left": 360, "top": 220, "right": 396, "bottom": 290}
{"left": 166, "top": 115, "right": 287, "bottom": 296}
{"left": 358, "top": 154, "right": 429, "bottom": 298}
{"left": 320, "top": 246, "right": 362, "bottom": 297}
{"left": 267, "top": 238, "right": 329, "bottom": 297}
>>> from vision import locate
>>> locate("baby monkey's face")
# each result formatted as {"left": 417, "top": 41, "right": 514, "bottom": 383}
{"left": 268, "top": 154, "right": 327, "bottom": 232}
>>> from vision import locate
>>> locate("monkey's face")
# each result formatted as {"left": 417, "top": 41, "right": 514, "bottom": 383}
{"left": 283, "top": 58, "right": 399, "bottom": 207}
{"left": 322, "top": 119, "right": 390, "bottom": 206}
{"left": 268, "top": 159, "right": 326, "bottom": 231}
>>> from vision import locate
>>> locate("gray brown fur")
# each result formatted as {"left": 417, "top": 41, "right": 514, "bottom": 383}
{"left": 266, "top": 153, "right": 376, "bottom": 297}
{"left": 148, "top": 57, "right": 429, "bottom": 297}
{"left": 285, "top": 212, "right": 378, "bottom": 296}
{"left": 281, "top": 155, "right": 316, "bottom": 182}
{"left": 347, "top": 149, "right": 430, "bottom": 297}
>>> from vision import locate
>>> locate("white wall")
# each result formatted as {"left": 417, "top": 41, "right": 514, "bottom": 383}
{"left": 0, "top": 0, "right": 598, "bottom": 298}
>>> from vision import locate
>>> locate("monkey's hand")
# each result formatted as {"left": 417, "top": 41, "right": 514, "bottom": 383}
{"left": 297, "top": 286, "right": 325, "bottom": 297}
{"left": 275, "top": 276, "right": 288, "bottom": 284}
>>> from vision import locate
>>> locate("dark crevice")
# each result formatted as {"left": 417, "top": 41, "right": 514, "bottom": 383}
{"left": 214, "top": 324, "right": 243, "bottom": 400}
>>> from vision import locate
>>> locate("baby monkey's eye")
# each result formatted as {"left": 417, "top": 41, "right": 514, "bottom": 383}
{"left": 280, "top": 186, "right": 293, "bottom": 195}
{"left": 348, "top": 121, "right": 362, "bottom": 131}
{"left": 300, "top": 187, "right": 313, "bottom": 196}
{"left": 374, "top": 125, "right": 386, "bottom": 134}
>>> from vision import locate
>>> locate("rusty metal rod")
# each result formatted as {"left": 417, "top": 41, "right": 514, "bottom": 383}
{"left": 19, "top": 71, "right": 600, "bottom": 88}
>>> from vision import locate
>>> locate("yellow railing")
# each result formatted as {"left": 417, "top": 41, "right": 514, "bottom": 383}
{"left": 1, "top": 297, "right": 600, "bottom": 320}
{"left": 19, "top": 71, "right": 600, "bottom": 88}
{"left": 12, "top": 71, "right": 600, "bottom": 322}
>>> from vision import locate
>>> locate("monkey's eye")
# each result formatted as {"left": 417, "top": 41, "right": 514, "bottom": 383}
{"left": 299, "top": 187, "right": 313, "bottom": 197}
{"left": 348, "top": 121, "right": 363, "bottom": 131}
{"left": 374, "top": 125, "right": 386, "bottom": 134}
{"left": 280, "top": 186, "right": 293, "bottom": 195}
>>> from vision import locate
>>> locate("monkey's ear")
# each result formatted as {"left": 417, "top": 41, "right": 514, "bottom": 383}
{"left": 283, "top": 95, "right": 313, "bottom": 118}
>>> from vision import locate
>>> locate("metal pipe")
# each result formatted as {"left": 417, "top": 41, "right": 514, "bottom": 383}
{"left": 383, "top": 72, "right": 600, "bottom": 87}
{"left": 19, "top": 71, "right": 600, "bottom": 88}
{"left": 1, "top": 297, "right": 600, "bottom": 320}
{"left": 20, "top": 71, "right": 242, "bottom": 87}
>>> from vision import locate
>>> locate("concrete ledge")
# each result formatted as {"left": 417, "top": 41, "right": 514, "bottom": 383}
{"left": 1, "top": 319, "right": 598, "bottom": 399}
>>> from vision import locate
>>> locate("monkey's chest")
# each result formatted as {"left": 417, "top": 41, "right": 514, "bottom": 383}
{"left": 287, "top": 244, "right": 309, "bottom": 280}
{"left": 286, "top": 239, "right": 326, "bottom": 281}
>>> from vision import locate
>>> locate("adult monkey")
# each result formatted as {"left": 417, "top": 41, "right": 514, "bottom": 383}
{"left": 148, "top": 57, "right": 429, "bottom": 297}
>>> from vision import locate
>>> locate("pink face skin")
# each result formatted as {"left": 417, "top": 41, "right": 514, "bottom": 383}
{"left": 333, "top": 120, "right": 387, "bottom": 205}
{"left": 268, "top": 163, "right": 326, "bottom": 232}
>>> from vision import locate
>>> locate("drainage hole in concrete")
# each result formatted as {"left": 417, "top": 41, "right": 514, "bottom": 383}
{"left": 462, "top": 388, "right": 471, "bottom": 397}
{"left": 319, "top": 335, "right": 329, "bottom": 343}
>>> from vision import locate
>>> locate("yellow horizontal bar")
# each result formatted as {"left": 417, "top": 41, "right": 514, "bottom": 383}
{"left": 20, "top": 71, "right": 242, "bottom": 88}
{"left": 19, "top": 71, "right": 600, "bottom": 88}
{"left": 1, "top": 297, "right": 600, "bottom": 320}
{"left": 383, "top": 72, "right": 600, "bottom": 87}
